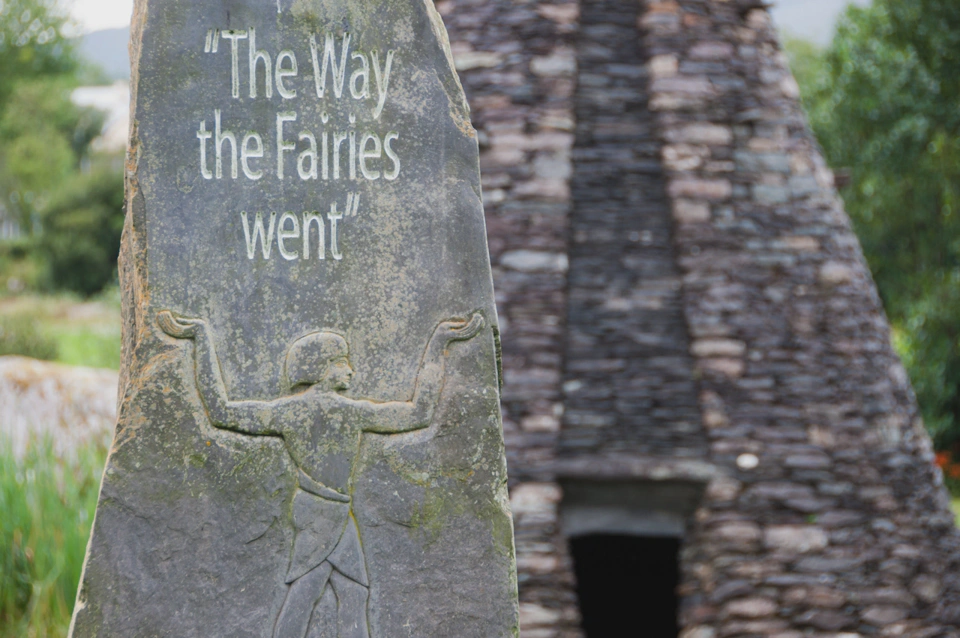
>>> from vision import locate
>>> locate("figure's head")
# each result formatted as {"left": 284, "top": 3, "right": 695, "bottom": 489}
{"left": 284, "top": 331, "right": 354, "bottom": 392}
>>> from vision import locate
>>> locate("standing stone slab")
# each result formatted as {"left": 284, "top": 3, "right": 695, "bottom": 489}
{"left": 70, "top": 1, "right": 518, "bottom": 635}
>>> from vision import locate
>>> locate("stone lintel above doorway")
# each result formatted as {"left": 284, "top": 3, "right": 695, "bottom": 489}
{"left": 559, "top": 472, "right": 717, "bottom": 539}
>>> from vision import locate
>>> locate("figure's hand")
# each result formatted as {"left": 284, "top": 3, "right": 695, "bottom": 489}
{"left": 157, "top": 310, "right": 205, "bottom": 339}
{"left": 435, "top": 313, "right": 485, "bottom": 344}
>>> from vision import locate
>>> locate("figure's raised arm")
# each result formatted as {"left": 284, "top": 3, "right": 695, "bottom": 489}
{"left": 157, "top": 311, "right": 282, "bottom": 436}
{"left": 357, "top": 313, "right": 485, "bottom": 434}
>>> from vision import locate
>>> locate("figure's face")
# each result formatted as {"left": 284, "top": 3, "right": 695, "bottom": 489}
{"left": 324, "top": 356, "right": 354, "bottom": 391}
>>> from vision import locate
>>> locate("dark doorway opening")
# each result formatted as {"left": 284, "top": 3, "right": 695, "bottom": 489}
{"left": 570, "top": 534, "right": 680, "bottom": 638}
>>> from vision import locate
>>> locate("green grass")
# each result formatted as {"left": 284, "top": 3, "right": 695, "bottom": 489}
{"left": 0, "top": 439, "right": 107, "bottom": 638}
{"left": 51, "top": 325, "right": 121, "bottom": 370}
{"left": 0, "top": 290, "right": 120, "bottom": 370}
{"left": 952, "top": 498, "right": 960, "bottom": 528}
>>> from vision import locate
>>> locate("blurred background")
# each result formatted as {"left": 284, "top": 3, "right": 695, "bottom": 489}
{"left": 2, "top": 0, "right": 959, "bottom": 635}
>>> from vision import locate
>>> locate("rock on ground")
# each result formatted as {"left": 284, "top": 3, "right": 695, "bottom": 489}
{"left": 0, "top": 355, "right": 117, "bottom": 459}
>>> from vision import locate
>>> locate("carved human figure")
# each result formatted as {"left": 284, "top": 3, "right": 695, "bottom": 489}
{"left": 157, "top": 310, "right": 485, "bottom": 638}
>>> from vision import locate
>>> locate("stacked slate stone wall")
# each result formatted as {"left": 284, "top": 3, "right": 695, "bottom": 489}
{"left": 562, "top": 0, "right": 706, "bottom": 463}
{"left": 445, "top": 0, "right": 960, "bottom": 636}
{"left": 437, "top": 0, "right": 583, "bottom": 634}
{"left": 643, "top": 1, "right": 960, "bottom": 635}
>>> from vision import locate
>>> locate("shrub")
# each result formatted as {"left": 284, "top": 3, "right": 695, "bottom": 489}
{"left": 0, "top": 315, "right": 58, "bottom": 361}
{"left": 38, "top": 169, "right": 124, "bottom": 297}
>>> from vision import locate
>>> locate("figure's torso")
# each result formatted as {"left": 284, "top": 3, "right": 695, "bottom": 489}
{"left": 280, "top": 390, "right": 363, "bottom": 495}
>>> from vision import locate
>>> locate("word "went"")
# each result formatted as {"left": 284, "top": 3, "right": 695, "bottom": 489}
{"left": 241, "top": 194, "right": 360, "bottom": 261}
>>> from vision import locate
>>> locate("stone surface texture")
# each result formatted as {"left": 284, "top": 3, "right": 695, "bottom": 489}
{"left": 442, "top": 0, "right": 960, "bottom": 636}
{"left": 71, "top": 0, "right": 517, "bottom": 636}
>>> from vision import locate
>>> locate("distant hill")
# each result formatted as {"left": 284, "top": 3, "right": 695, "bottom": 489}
{"left": 79, "top": 27, "right": 130, "bottom": 80}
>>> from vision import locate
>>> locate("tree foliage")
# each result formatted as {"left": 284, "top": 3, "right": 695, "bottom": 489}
{"left": 0, "top": 0, "right": 124, "bottom": 297}
{"left": 0, "top": 0, "right": 101, "bottom": 227}
{"left": 787, "top": 0, "right": 960, "bottom": 446}
{"left": 0, "top": 78, "right": 104, "bottom": 224}
{"left": 38, "top": 169, "right": 124, "bottom": 297}
{"left": 0, "top": 0, "right": 77, "bottom": 107}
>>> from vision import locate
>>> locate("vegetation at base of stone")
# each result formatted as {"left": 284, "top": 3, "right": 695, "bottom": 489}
{"left": 0, "top": 0, "right": 124, "bottom": 298}
{"left": 785, "top": 0, "right": 960, "bottom": 450}
{"left": 0, "top": 438, "right": 107, "bottom": 638}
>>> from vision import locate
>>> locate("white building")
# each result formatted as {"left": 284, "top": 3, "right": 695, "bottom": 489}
{"left": 71, "top": 81, "right": 130, "bottom": 154}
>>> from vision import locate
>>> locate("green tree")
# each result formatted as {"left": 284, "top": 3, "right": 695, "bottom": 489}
{"left": 788, "top": 0, "right": 960, "bottom": 447}
{"left": 0, "top": 77, "right": 104, "bottom": 226}
{"left": 0, "top": 0, "right": 125, "bottom": 297}
{"left": 0, "top": 0, "right": 76, "bottom": 108}
{"left": 0, "top": 0, "right": 90, "bottom": 229}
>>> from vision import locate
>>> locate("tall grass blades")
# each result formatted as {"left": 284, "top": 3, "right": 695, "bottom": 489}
{"left": 0, "top": 437, "right": 106, "bottom": 638}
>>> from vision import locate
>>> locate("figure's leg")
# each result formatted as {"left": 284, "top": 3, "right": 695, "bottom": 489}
{"left": 306, "top": 582, "right": 337, "bottom": 638}
{"left": 326, "top": 516, "right": 368, "bottom": 587}
{"left": 273, "top": 562, "right": 333, "bottom": 638}
{"left": 329, "top": 570, "right": 370, "bottom": 638}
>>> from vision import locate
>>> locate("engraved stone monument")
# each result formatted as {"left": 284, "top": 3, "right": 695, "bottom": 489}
{"left": 69, "top": 1, "right": 518, "bottom": 635}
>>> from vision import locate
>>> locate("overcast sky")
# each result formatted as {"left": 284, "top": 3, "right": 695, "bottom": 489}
{"left": 65, "top": 0, "right": 132, "bottom": 34}
{"left": 65, "top": 0, "right": 871, "bottom": 45}
{"left": 771, "top": 0, "right": 871, "bottom": 44}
